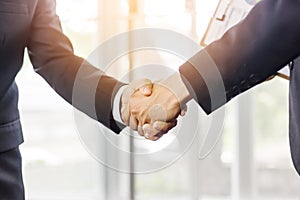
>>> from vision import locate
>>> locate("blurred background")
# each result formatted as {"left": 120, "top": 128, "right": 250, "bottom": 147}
{"left": 16, "top": 0, "right": 300, "bottom": 199}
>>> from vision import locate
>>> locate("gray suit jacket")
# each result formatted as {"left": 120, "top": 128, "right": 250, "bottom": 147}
{"left": 180, "top": 0, "right": 300, "bottom": 174}
{"left": 0, "top": 0, "right": 124, "bottom": 152}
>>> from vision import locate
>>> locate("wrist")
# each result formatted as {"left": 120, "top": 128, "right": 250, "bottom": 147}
{"left": 112, "top": 85, "right": 128, "bottom": 124}
{"left": 159, "top": 72, "right": 192, "bottom": 107}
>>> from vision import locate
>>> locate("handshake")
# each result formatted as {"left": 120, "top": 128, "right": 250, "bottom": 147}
{"left": 119, "top": 72, "right": 192, "bottom": 141}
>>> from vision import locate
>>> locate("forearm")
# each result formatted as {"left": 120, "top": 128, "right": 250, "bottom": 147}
{"left": 27, "top": 0, "right": 125, "bottom": 133}
{"left": 179, "top": 0, "right": 300, "bottom": 114}
{"left": 32, "top": 54, "right": 126, "bottom": 132}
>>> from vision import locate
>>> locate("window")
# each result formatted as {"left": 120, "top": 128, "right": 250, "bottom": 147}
{"left": 18, "top": 0, "right": 103, "bottom": 199}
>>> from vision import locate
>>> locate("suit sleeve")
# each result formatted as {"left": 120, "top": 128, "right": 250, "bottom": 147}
{"left": 27, "top": 0, "right": 125, "bottom": 133}
{"left": 179, "top": 0, "right": 300, "bottom": 114}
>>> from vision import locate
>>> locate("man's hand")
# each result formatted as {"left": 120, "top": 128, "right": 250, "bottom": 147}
{"left": 121, "top": 79, "right": 182, "bottom": 140}
{"left": 121, "top": 73, "right": 191, "bottom": 141}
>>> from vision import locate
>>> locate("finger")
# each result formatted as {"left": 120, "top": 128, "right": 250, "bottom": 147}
{"left": 149, "top": 104, "right": 167, "bottom": 121}
{"left": 129, "top": 116, "right": 138, "bottom": 131}
{"left": 129, "top": 79, "right": 152, "bottom": 92}
{"left": 146, "top": 132, "right": 164, "bottom": 141}
{"left": 137, "top": 125, "right": 144, "bottom": 136}
{"left": 152, "top": 120, "right": 177, "bottom": 133}
{"left": 121, "top": 79, "right": 152, "bottom": 105}
{"left": 143, "top": 124, "right": 162, "bottom": 138}
{"left": 139, "top": 83, "right": 153, "bottom": 96}
{"left": 143, "top": 122, "right": 173, "bottom": 141}
{"left": 180, "top": 104, "right": 187, "bottom": 116}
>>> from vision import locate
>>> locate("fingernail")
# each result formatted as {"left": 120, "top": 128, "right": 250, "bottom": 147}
{"left": 142, "top": 87, "right": 150, "bottom": 94}
{"left": 145, "top": 133, "right": 150, "bottom": 139}
{"left": 181, "top": 111, "right": 186, "bottom": 116}
{"left": 153, "top": 123, "right": 161, "bottom": 130}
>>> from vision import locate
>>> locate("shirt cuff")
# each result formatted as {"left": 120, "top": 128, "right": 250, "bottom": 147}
{"left": 112, "top": 85, "right": 127, "bottom": 124}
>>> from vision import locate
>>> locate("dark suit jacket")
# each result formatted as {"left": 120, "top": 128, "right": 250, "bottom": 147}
{"left": 180, "top": 0, "right": 300, "bottom": 174}
{"left": 0, "top": 0, "right": 124, "bottom": 152}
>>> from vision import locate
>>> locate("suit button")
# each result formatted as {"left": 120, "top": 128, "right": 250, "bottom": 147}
{"left": 289, "top": 61, "right": 294, "bottom": 70}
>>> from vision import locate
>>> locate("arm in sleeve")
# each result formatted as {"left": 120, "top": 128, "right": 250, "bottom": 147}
{"left": 179, "top": 0, "right": 300, "bottom": 114}
{"left": 27, "top": 0, "right": 125, "bottom": 133}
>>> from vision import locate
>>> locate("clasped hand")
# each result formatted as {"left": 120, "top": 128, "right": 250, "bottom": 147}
{"left": 120, "top": 78, "right": 187, "bottom": 141}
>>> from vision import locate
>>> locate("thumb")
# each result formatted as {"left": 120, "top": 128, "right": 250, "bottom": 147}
{"left": 128, "top": 78, "right": 153, "bottom": 96}
{"left": 139, "top": 82, "right": 153, "bottom": 96}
